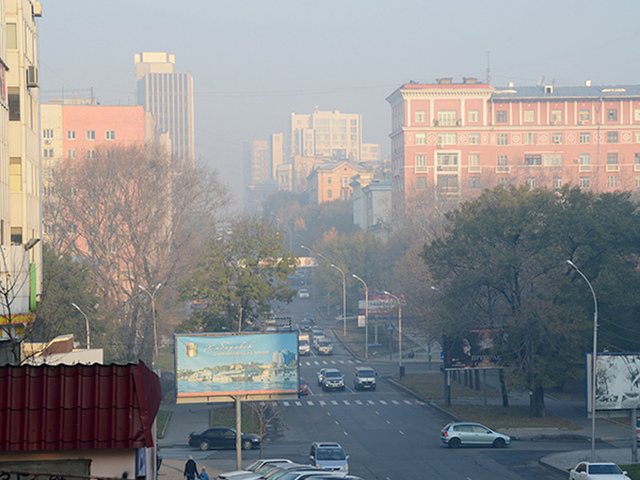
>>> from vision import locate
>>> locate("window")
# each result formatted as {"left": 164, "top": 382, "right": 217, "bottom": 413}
{"left": 607, "top": 131, "right": 618, "bottom": 143}
{"left": 106, "top": 130, "right": 116, "bottom": 140}
{"left": 636, "top": 153, "right": 640, "bottom": 164}
{"left": 469, "top": 154, "right": 479, "bottom": 167}
{"left": 415, "top": 133, "right": 426, "bottom": 145}
{"left": 496, "top": 111, "right": 508, "bottom": 123}
{"left": 7, "top": 23, "right": 17, "bottom": 50}
{"left": 87, "top": 149, "right": 96, "bottom": 159}
{"left": 497, "top": 177, "right": 508, "bottom": 185}
{"left": 327, "top": 189, "right": 332, "bottom": 198}
{"left": 341, "top": 176, "right": 349, "bottom": 187}
{"left": 580, "top": 154, "right": 591, "bottom": 165}
{"left": 416, "top": 155, "right": 427, "bottom": 167}
{"left": 580, "top": 132, "right": 590, "bottom": 144}
{"left": 43, "top": 149, "right": 53, "bottom": 158}
{"left": 636, "top": 176, "right": 640, "bottom": 188}
{"left": 67, "top": 149, "right": 76, "bottom": 159}
{"left": 524, "top": 132, "right": 536, "bottom": 145}
{"left": 524, "top": 110, "right": 534, "bottom": 122}
{"left": 468, "top": 133, "right": 480, "bottom": 145}
{"left": 10, "top": 158, "right": 21, "bottom": 192}
{"left": 497, "top": 134, "right": 508, "bottom": 146}
{"left": 525, "top": 177, "right": 536, "bottom": 188}
{"left": 636, "top": 132, "right": 640, "bottom": 143}
{"left": 524, "top": 154, "right": 542, "bottom": 166}
{"left": 415, "top": 110, "right": 426, "bottom": 123}
{"left": 67, "top": 130, "right": 76, "bottom": 140}
{"left": 437, "top": 110, "right": 457, "bottom": 126}
{"left": 551, "top": 110, "right": 562, "bottom": 124}
{"left": 579, "top": 110, "right": 590, "bottom": 124}
{"left": 437, "top": 133, "right": 457, "bottom": 145}
{"left": 416, "top": 177, "right": 427, "bottom": 190}
{"left": 607, "top": 153, "right": 618, "bottom": 164}
{"left": 8, "top": 87, "right": 20, "bottom": 121}
{"left": 42, "top": 129, "right": 53, "bottom": 139}
{"left": 607, "top": 176, "right": 618, "bottom": 188}
{"left": 497, "top": 155, "right": 508, "bottom": 166}
{"left": 468, "top": 110, "right": 479, "bottom": 123}
{"left": 607, "top": 109, "right": 618, "bottom": 122}
{"left": 545, "top": 154, "right": 562, "bottom": 166}
{"left": 436, "top": 153, "right": 458, "bottom": 171}
{"left": 469, "top": 177, "right": 480, "bottom": 189}
{"left": 327, "top": 177, "right": 332, "bottom": 184}
{"left": 553, "top": 177, "right": 563, "bottom": 188}
{"left": 87, "top": 130, "right": 95, "bottom": 140}
{"left": 579, "top": 176, "right": 591, "bottom": 188}
{"left": 551, "top": 132, "right": 563, "bottom": 144}
{"left": 11, "top": 227, "right": 22, "bottom": 245}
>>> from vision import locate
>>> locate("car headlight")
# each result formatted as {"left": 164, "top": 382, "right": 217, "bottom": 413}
{"left": 340, "top": 465, "right": 348, "bottom": 472}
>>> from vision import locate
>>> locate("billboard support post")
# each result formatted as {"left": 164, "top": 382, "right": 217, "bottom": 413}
{"left": 567, "top": 260, "right": 598, "bottom": 462}
{"left": 444, "top": 369, "right": 451, "bottom": 407}
{"left": 632, "top": 408, "right": 638, "bottom": 463}
{"left": 235, "top": 397, "right": 242, "bottom": 469}
{"left": 352, "top": 274, "right": 368, "bottom": 360}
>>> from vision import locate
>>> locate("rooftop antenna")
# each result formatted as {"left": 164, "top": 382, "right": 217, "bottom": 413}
{"left": 486, "top": 51, "right": 491, "bottom": 84}
{"left": 537, "top": 76, "right": 545, "bottom": 87}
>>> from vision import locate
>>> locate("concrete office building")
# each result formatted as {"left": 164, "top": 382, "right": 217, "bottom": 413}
{"left": 387, "top": 78, "right": 640, "bottom": 219}
{"left": 135, "top": 52, "right": 194, "bottom": 162}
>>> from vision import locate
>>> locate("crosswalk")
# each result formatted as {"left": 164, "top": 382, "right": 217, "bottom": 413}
{"left": 300, "top": 359, "right": 359, "bottom": 367}
{"left": 281, "top": 398, "right": 426, "bottom": 408}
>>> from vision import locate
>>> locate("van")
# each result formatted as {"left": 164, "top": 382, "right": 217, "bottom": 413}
{"left": 353, "top": 367, "right": 377, "bottom": 390}
{"left": 309, "top": 442, "right": 349, "bottom": 473}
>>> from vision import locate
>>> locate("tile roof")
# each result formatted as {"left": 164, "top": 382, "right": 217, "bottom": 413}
{"left": 0, "top": 361, "right": 161, "bottom": 452}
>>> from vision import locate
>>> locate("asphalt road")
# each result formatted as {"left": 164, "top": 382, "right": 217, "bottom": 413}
{"left": 161, "top": 290, "right": 583, "bottom": 479}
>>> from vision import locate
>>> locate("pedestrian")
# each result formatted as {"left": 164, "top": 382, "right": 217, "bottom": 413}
{"left": 199, "top": 466, "right": 210, "bottom": 480}
{"left": 184, "top": 455, "right": 198, "bottom": 480}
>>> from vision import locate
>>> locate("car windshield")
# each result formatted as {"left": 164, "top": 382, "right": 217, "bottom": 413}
{"left": 317, "top": 448, "right": 345, "bottom": 460}
{"left": 325, "top": 371, "right": 342, "bottom": 378}
{"left": 359, "top": 369, "right": 374, "bottom": 377}
{"left": 588, "top": 464, "right": 623, "bottom": 475}
{"left": 319, "top": 340, "right": 331, "bottom": 346}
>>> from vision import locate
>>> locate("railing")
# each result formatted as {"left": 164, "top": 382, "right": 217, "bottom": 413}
{"left": 579, "top": 165, "right": 592, "bottom": 172}
{"left": 468, "top": 166, "right": 481, "bottom": 173}
{"left": 496, "top": 166, "right": 510, "bottom": 173}
{"left": 605, "top": 164, "right": 620, "bottom": 172}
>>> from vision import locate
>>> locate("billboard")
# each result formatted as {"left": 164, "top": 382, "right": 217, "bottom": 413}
{"left": 357, "top": 294, "right": 396, "bottom": 320}
{"left": 443, "top": 328, "right": 506, "bottom": 369}
{"left": 175, "top": 332, "right": 299, "bottom": 404}
{"left": 587, "top": 353, "right": 640, "bottom": 412}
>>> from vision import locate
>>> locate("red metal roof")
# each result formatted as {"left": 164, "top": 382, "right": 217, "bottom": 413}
{"left": 0, "top": 361, "right": 161, "bottom": 452}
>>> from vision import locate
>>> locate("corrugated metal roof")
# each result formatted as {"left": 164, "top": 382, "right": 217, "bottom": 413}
{"left": 0, "top": 361, "right": 161, "bottom": 452}
{"left": 493, "top": 85, "right": 640, "bottom": 100}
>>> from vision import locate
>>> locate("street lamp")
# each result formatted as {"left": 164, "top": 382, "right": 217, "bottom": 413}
{"left": 566, "top": 260, "right": 598, "bottom": 462}
{"left": 331, "top": 264, "right": 347, "bottom": 337}
{"left": 352, "top": 274, "right": 369, "bottom": 359}
{"left": 71, "top": 302, "right": 90, "bottom": 350}
{"left": 384, "top": 291, "right": 403, "bottom": 377}
{"left": 139, "top": 283, "right": 162, "bottom": 372}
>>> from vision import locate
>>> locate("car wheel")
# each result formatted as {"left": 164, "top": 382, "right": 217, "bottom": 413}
{"left": 199, "top": 441, "right": 210, "bottom": 451}
{"left": 242, "top": 440, "right": 253, "bottom": 450}
{"left": 448, "top": 437, "right": 461, "bottom": 449}
{"left": 372, "top": 386, "right": 376, "bottom": 391}
{"left": 493, "top": 438, "right": 506, "bottom": 448}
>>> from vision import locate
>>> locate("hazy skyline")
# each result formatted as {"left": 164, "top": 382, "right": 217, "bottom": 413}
{"left": 39, "top": 1, "right": 640, "bottom": 203}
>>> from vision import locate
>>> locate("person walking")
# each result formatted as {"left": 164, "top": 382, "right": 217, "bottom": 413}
{"left": 184, "top": 455, "right": 198, "bottom": 480}
{"left": 199, "top": 466, "right": 210, "bottom": 480}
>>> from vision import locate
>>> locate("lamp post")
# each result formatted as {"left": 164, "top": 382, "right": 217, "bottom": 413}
{"left": 139, "top": 283, "right": 162, "bottom": 372}
{"left": 71, "top": 303, "right": 90, "bottom": 350}
{"left": 384, "top": 291, "right": 403, "bottom": 377}
{"left": 331, "top": 264, "right": 347, "bottom": 337}
{"left": 566, "top": 260, "right": 598, "bottom": 462}
{"left": 352, "top": 274, "right": 368, "bottom": 359}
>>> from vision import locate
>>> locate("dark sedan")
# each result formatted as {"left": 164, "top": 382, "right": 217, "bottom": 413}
{"left": 188, "top": 426, "right": 261, "bottom": 451}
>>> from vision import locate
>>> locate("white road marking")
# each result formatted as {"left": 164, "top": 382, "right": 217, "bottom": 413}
{"left": 295, "top": 401, "right": 301, "bottom": 406}
{"left": 319, "top": 401, "right": 326, "bottom": 407}
{"left": 283, "top": 401, "right": 290, "bottom": 406}
{"left": 331, "top": 400, "right": 339, "bottom": 405}
{"left": 379, "top": 400, "right": 387, "bottom": 405}
{"left": 399, "top": 430, "right": 405, "bottom": 435}
{"left": 367, "top": 400, "right": 375, "bottom": 405}
{"left": 391, "top": 400, "right": 400, "bottom": 405}
{"left": 355, "top": 400, "right": 363, "bottom": 405}
{"left": 343, "top": 400, "right": 350, "bottom": 405}
{"left": 404, "top": 400, "right": 412, "bottom": 405}
{"left": 307, "top": 401, "right": 314, "bottom": 406}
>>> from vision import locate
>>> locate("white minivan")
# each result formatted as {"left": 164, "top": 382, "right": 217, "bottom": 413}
{"left": 309, "top": 442, "right": 349, "bottom": 473}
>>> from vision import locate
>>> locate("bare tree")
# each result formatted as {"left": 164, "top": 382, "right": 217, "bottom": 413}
{"left": 247, "top": 400, "right": 287, "bottom": 458}
{"left": 45, "top": 144, "right": 229, "bottom": 361}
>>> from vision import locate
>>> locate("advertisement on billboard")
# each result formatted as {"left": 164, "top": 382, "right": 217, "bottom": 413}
{"left": 443, "top": 328, "right": 505, "bottom": 369}
{"left": 175, "top": 332, "right": 299, "bottom": 403}
{"left": 357, "top": 294, "right": 395, "bottom": 320}
{"left": 587, "top": 353, "right": 640, "bottom": 412}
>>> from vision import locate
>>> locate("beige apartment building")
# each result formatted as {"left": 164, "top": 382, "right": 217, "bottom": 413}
{"left": 291, "top": 109, "right": 363, "bottom": 161}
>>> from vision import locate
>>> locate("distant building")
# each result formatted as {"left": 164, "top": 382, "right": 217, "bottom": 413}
{"left": 361, "top": 143, "right": 382, "bottom": 163}
{"left": 387, "top": 78, "right": 640, "bottom": 218}
{"left": 291, "top": 109, "right": 363, "bottom": 161}
{"left": 135, "top": 52, "right": 195, "bottom": 162}
{"left": 352, "top": 176, "right": 391, "bottom": 240}
{"left": 307, "top": 161, "right": 368, "bottom": 204}
{"left": 244, "top": 136, "right": 284, "bottom": 212}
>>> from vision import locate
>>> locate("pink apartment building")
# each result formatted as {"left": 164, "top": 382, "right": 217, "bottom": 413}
{"left": 387, "top": 78, "right": 640, "bottom": 218}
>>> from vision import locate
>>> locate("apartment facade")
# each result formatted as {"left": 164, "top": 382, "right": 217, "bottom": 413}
{"left": 291, "top": 109, "right": 363, "bottom": 161}
{"left": 135, "top": 52, "right": 194, "bottom": 162}
{"left": 387, "top": 78, "right": 640, "bottom": 218}
{"left": 307, "top": 161, "right": 368, "bottom": 204}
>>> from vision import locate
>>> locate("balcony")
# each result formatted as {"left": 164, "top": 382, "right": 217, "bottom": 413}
{"left": 579, "top": 165, "right": 592, "bottom": 172}
{"left": 415, "top": 166, "right": 428, "bottom": 174}
{"left": 496, "top": 166, "right": 510, "bottom": 174}
{"left": 606, "top": 164, "right": 620, "bottom": 172}
{"left": 634, "top": 164, "right": 640, "bottom": 172}
{"left": 436, "top": 165, "right": 458, "bottom": 172}
{"left": 468, "top": 166, "right": 481, "bottom": 173}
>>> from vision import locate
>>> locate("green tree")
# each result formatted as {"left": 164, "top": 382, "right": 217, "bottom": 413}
{"left": 181, "top": 216, "right": 297, "bottom": 332}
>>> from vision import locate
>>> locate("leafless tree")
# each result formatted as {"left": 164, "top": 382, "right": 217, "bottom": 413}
{"left": 247, "top": 400, "right": 287, "bottom": 458}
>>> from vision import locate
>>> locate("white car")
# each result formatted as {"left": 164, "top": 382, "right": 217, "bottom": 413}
{"left": 569, "top": 462, "right": 631, "bottom": 480}
{"left": 298, "top": 289, "right": 310, "bottom": 299}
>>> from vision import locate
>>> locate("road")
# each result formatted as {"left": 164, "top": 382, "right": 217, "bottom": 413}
{"left": 161, "top": 290, "right": 584, "bottom": 480}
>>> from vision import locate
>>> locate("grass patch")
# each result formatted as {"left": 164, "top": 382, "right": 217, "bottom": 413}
{"left": 211, "top": 405, "right": 261, "bottom": 433}
{"left": 440, "top": 404, "right": 579, "bottom": 430}
{"left": 156, "top": 410, "right": 171, "bottom": 439}
{"left": 396, "top": 372, "right": 501, "bottom": 400}
{"left": 621, "top": 465, "right": 640, "bottom": 480}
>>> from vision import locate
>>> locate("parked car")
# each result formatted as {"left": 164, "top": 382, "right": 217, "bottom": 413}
{"left": 317, "top": 368, "right": 327, "bottom": 386}
{"left": 298, "top": 289, "right": 310, "bottom": 299}
{"left": 188, "top": 426, "right": 261, "bottom": 451}
{"left": 335, "top": 314, "right": 356, "bottom": 324}
{"left": 316, "top": 339, "right": 333, "bottom": 355}
{"left": 278, "top": 472, "right": 362, "bottom": 480}
{"left": 569, "top": 462, "right": 631, "bottom": 480}
{"left": 321, "top": 369, "right": 345, "bottom": 391}
{"left": 299, "top": 377, "right": 310, "bottom": 396}
{"left": 440, "top": 422, "right": 511, "bottom": 448}
{"left": 217, "top": 459, "right": 295, "bottom": 480}
{"left": 309, "top": 442, "right": 349, "bottom": 473}
{"left": 353, "top": 366, "right": 376, "bottom": 390}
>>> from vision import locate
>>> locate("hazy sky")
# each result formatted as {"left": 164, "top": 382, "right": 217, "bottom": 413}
{"left": 39, "top": 1, "right": 640, "bottom": 202}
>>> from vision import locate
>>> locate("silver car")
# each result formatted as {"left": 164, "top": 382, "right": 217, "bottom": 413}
{"left": 440, "top": 422, "right": 511, "bottom": 448}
